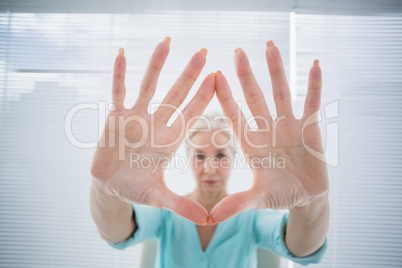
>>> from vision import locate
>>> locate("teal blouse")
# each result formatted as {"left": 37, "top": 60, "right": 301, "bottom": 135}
{"left": 105, "top": 204, "right": 327, "bottom": 267}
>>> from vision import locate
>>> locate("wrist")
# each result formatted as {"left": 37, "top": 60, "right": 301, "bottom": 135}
{"left": 290, "top": 193, "right": 329, "bottom": 217}
{"left": 91, "top": 177, "right": 121, "bottom": 202}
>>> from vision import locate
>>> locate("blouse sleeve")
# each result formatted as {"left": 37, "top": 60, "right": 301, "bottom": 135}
{"left": 104, "top": 204, "right": 165, "bottom": 250}
{"left": 254, "top": 209, "right": 328, "bottom": 265}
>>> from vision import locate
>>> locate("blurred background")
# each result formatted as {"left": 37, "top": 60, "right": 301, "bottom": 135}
{"left": 0, "top": 0, "right": 401, "bottom": 267}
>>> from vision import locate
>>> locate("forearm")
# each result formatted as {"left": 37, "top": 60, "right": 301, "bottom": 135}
{"left": 285, "top": 194, "right": 329, "bottom": 257}
{"left": 90, "top": 177, "right": 136, "bottom": 244}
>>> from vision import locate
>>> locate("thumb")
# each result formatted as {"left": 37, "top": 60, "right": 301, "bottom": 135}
{"left": 156, "top": 187, "right": 209, "bottom": 225}
{"left": 209, "top": 189, "right": 263, "bottom": 224}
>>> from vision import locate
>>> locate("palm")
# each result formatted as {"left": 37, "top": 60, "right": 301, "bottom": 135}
{"left": 91, "top": 42, "right": 215, "bottom": 225}
{"left": 92, "top": 110, "right": 178, "bottom": 203}
{"left": 250, "top": 119, "right": 328, "bottom": 210}
{"left": 210, "top": 44, "right": 329, "bottom": 223}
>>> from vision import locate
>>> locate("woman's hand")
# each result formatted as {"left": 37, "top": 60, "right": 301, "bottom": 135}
{"left": 210, "top": 42, "right": 329, "bottom": 223}
{"left": 90, "top": 38, "right": 215, "bottom": 225}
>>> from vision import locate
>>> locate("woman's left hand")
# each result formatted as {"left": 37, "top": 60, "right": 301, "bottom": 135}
{"left": 209, "top": 42, "right": 329, "bottom": 223}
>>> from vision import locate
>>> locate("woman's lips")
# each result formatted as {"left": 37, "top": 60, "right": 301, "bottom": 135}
{"left": 203, "top": 180, "right": 218, "bottom": 184}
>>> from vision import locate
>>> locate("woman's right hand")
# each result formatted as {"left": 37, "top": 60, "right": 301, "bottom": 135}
{"left": 90, "top": 37, "right": 215, "bottom": 225}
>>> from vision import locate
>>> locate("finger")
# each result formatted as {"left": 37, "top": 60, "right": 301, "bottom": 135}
{"left": 157, "top": 187, "right": 209, "bottom": 225}
{"left": 265, "top": 41, "right": 294, "bottom": 118}
{"left": 171, "top": 73, "right": 215, "bottom": 135}
{"left": 154, "top": 49, "right": 208, "bottom": 124}
{"left": 234, "top": 48, "right": 272, "bottom": 127}
{"left": 209, "top": 189, "right": 262, "bottom": 223}
{"left": 112, "top": 48, "right": 126, "bottom": 110}
{"left": 133, "top": 37, "right": 171, "bottom": 112}
{"left": 215, "top": 71, "right": 250, "bottom": 149}
{"left": 303, "top": 60, "right": 322, "bottom": 119}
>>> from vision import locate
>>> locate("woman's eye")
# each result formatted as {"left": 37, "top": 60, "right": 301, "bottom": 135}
{"left": 216, "top": 153, "right": 226, "bottom": 159}
{"left": 195, "top": 153, "right": 204, "bottom": 160}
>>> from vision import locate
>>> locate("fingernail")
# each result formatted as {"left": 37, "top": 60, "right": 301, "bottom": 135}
{"left": 200, "top": 48, "right": 208, "bottom": 56}
{"left": 119, "top": 48, "right": 124, "bottom": 56}
{"left": 163, "top": 36, "right": 171, "bottom": 45}
{"left": 207, "top": 215, "right": 215, "bottom": 225}
{"left": 234, "top": 47, "right": 242, "bottom": 53}
{"left": 215, "top": 70, "right": 221, "bottom": 76}
{"left": 266, "top": 40, "right": 274, "bottom": 47}
{"left": 314, "top": 59, "right": 319, "bottom": 67}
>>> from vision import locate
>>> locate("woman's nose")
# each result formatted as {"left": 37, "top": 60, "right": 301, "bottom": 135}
{"left": 203, "top": 158, "right": 218, "bottom": 174}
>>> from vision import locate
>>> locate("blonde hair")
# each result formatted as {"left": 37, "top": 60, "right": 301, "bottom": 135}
{"left": 183, "top": 113, "right": 237, "bottom": 155}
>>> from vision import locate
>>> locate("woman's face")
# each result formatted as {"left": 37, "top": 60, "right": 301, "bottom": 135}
{"left": 189, "top": 131, "right": 234, "bottom": 194}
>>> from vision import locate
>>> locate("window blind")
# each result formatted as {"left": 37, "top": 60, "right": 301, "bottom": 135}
{"left": 293, "top": 14, "right": 402, "bottom": 268}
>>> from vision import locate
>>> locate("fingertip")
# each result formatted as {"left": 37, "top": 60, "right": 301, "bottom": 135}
{"left": 266, "top": 40, "right": 274, "bottom": 47}
{"left": 311, "top": 60, "right": 322, "bottom": 80}
{"left": 209, "top": 205, "right": 221, "bottom": 222}
{"left": 200, "top": 48, "right": 208, "bottom": 57}
{"left": 194, "top": 216, "right": 209, "bottom": 226}
{"left": 184, "top": 49, "right": 207, "bottom": 72}
{"left": 265, "top": 41, "right": 277, "bottom": 60}
{"left": 115, "top": 48, "right": 126, "bottom": 64}
{"left": 211, "top": 72, "right": 217, "bottom": 85}
{"left": 209, "top": 211, "right": 224, "bottom": 224}
{"left": 214, "top": 70, "right": 222, "bottom": 89}
{"left": 163, "top": 36, "right": 171, "bottom": 45}
{"left": 201, "top": 71, "right": 216, "bottom": 82}
{"left": 234, "top": 48, "right": 246, "bottom": 63}
{"left": 161, "top": 195, "right": 209, "bottom": 225}
{"left": 200, "top": 73, "right": 216, "bottom": 95}
{"left": 214, "top": 70, "right": 230, "bottom": 98}
{"left": 234, "top": 47, "right": 242, "bottom": 54}
{"left": 154, "top": 38, "right": 171, "bottom": 59}
{"left": 214, "top": 70, "right": 222, "bottom": 84}
{"left": 265, "top": 42, "right": 280, "bottom": 59}
{"left": 205, "top": 72, "right": 214, "bottom": 81}
{"left": 207, "top": 215, "right": 215, "bottom": 226}
{"left": 114, "top": 50, "right": 126, "bottom": 72}
{"left": 309, "top": 63, "right": 322, "bottom": 81}
{"left": 206, "top": 72, "right": 215, "bottom": 80}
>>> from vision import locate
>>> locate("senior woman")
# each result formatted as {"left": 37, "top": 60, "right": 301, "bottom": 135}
{"left": 90, "top": 37, "right": 329, "bottom": 267}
